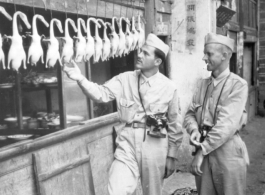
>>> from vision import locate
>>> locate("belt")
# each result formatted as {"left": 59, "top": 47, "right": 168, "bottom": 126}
{"left": 125, "top": 122, "right": 146, "bottom": 128}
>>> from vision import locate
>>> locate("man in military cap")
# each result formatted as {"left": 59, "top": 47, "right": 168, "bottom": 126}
{"left": 184, "top": 33, "right": 249, "bottom": 195}
{"left": 63, "top": 33, "right": 183, "bottom": 195}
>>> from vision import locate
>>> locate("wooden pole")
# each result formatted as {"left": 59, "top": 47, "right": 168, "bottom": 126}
{"left": 57, "top": 64, "right": 66, "bottom": 129}
{"left": 15, "top": 71, "right": 23, "bottom": 130}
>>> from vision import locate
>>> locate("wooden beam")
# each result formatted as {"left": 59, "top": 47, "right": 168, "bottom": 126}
{"left": 0, "top": 0, "right": 144, "bottom": 19}
{"left": 0, "top": 113, "right": 119, "bottom": 162}
{"left": 38, "top": 155, "right": 91, "bottom": 182}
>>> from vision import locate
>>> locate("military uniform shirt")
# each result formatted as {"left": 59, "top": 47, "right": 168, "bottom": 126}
{"left": 77, "top": 70, "right": 183, "bottom": 159}
{"left": 184, "top": 68, "right": 248, "bottom": 156}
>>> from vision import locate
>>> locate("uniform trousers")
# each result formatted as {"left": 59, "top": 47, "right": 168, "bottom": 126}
{"left": 195, "top": 133, "right": 249, "bottom": 195}
{"left": 108, "top": 126, "right": 168, "bottom": 195}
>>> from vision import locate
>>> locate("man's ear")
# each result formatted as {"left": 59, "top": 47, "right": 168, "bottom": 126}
{"left": 222, "top": 52, "right": 228, "bottom": 60}
{"left": 154, "top": 58, "right": 162, "bottom": 66}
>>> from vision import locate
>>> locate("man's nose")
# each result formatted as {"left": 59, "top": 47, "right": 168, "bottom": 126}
{"left": 202, "top": 54, "right": 208, "bottom": 61}
{"left": 137, "top": 50, "right": 143, "bottom": 57}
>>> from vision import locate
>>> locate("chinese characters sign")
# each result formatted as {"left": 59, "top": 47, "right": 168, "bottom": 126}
{"left": 186, "top": 0, "right": 196, "bottom": 53}
{"left": 237, "top": 31, "right": 244, "bottom": 70}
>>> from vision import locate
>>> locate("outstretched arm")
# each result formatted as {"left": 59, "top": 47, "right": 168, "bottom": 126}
{"left": 63, "top": 60, "right": 122, "bottom": 103}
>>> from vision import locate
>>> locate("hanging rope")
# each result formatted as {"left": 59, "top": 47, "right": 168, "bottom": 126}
{"left": 112, "top": 0, "right": 114, "bottom": 17}
{"left": 104, "top": 0, "right": 106, "bottom": 22}
{"left": 120, "top": 0, "right": 122, "bottom": 17}
{"left": 32, "top": 0, "right": 35, "bottom": 15}
{"left": 86, "top": 0, "right": 89, "bottom": 20}
{"left": 64, "top": 0, "right": 68, "bottom": 20}
{"left": 96, "top": 0, "right": 99, "bottom": 17}
{"left": 50, "top": 3, "right": 53, "bottom": 19}
{"left": 76, "top": 0, "right": 79, "bottom": 20}
{"left": 13, "top": 0, "right": 16, "bottom": 12}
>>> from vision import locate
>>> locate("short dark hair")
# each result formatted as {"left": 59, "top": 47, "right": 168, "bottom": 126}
{"left": 154, "top": 48, "right": 166, "bottom": 66}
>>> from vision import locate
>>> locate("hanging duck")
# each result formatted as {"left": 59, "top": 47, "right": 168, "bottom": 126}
{"left": 124, "top": 18, "right": 133, "bottom": 55}
{"left": 43, "top": 18, "right": 63, "bottom": 68}
{"left": 116, "top": 17, "right": 127, "bottom": 57}
{"left": 94, "top": 19, "right": 103, "bottom": 63}
{"left": 0, "top": 6, "right": 12, "bottom": 70}
{"left": 61, "top": 18, "right": 78, "bottom": 63}
{"left": 131, "top": 16, "right": 139, "bottom": 51}
{"left": 85, "top": 17, "right": 99, "bottom": 62}
{"left": 74, "top": 18, "right": 87, "bottom": 63}
{"left": 5, "top": 11, "right": 31, "bottom": 71}
{"left": 27, "top": 15, "right": 49, "bottom": 66}
{"left": 137, "top": 14, "right": 145, "bottom": 49}
{"left": 97, "top": 20, "right": 110, "bottom": 62}
{"left": 109, "top": 17, "right": 119, "bottom": 58}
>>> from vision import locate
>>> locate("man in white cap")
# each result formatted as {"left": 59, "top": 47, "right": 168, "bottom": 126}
{"left": 184, "top": 33, "right": 249, "bottom": 195}
{"left": 63, "top": 33, "right": 183, "bottom": 195}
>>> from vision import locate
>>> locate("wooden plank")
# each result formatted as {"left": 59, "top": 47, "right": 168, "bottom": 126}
{"left": 38, "top": 155, "right": 90, "bottom": 181}
{"left": 57, "top": 63, "right": 66, "bottom": 129}
{"left": 0, "top": 113, "right": 119, "bottom": 162}
{"left": 0, "top": 0, "right": 144, "bottom": 19}
{"left": 33, "top": 142, "right": 96, "bottom": 195}
{"left": 87, "top": 135, "right": 114, "bottom": 195}
{"left": 15, "top": 71, "right": 23, "bottom": 130}
{"left": 0, "top": 165, "right": 36, "bottom": 195}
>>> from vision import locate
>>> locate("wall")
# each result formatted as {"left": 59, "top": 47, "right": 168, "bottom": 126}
{"left": 169, "top": 0, "right": 215, "bottom": 168}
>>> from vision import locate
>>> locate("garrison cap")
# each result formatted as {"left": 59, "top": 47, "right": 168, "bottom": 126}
{"left": 204, "top": 33, "right": 234, "bottom": 52}
{"left": 144, "top": 33, "right": 169, "bottom": 56}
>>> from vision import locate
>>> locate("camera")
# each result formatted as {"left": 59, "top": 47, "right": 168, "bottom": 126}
{"left": 199, "top": 125, "right": 212, "bottom": 142}
{"left": 146, "top": 114, "right": 167, "bottom": 138}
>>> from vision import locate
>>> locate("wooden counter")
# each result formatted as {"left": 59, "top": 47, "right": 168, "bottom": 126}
{"left": 0, "top": 113, "right": 120, "bottom": 195}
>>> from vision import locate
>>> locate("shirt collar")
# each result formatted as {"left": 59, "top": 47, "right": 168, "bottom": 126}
{"left": 140, "top": 70, "right": 160, "bottom": 87}
{"left": 211, "top": 68, "right": 230, "bottom": 87}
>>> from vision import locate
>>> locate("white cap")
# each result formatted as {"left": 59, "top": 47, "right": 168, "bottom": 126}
{"left": 205, "top": 33, "right": 234, "bottom": 52}
{"left": 144, "top": 33, "right": 169, "bottom": 56}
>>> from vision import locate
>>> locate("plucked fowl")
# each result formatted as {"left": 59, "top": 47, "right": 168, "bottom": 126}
{"left": 43, "top": 18, "right": 63, "bottom": 68}
{"left": 27, "top": 14, "right": 49, "bottom": 65}
{"left": 85, "top": 17, "right": 99, "bottom": 62}
{"left": 124, "top": 18, "right": 133, "bottom": 55}
{"left": 61, "top": 18, "right": 77, "bottom": 63}
{"left": 137, "top": 14, "right": 145, "bottom": 49}
{"left": 93, "top": 19, "right": 103, "bottom": 63}
{"left": 5, "top": 11, "right": 31, "bottom": 71}
{"left": 97, "top": 20, "right": 111, "bottom": 61}
{"left": 131, "top": 16, "right": 139, "bottom": 51}
{"left": 109, "top": 17, "right": 119, "bottom": 58}
{"left": 116, "top": 17, "right": 126, "bottom": 57}
{"left": 0, "top": 6, "right": 12, "bottom": 69}
{"left": 74, "top": 18, "right": 87, "bottom": 63}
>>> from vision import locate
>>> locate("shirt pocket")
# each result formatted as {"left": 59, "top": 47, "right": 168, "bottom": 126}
{"left": 118, "top": 98, "right": 138, "bottom": 123}
{"left": 150, "top": 103, "right": 168, "bottom": 114}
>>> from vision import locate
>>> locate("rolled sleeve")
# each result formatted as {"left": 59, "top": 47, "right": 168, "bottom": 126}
{"left": 201, "top": 81, "right": 248, "bottom": 155}
{"left": 77, "top": 75, "right": 122, "bottom": 103}
{"left": 167, "top": 90, "right": 183, "bottom": 159}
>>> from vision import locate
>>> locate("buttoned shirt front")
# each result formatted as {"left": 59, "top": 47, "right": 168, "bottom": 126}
{"left": 77, "top": 70, "right": 183, "bottom": 159}
{"left": 184, "top": 68, "right": 248, "bottom": 155}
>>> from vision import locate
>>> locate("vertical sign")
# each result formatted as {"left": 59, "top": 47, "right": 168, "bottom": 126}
{"left": 186, "top": 0, "right": 196, "bottom": 53}
{"left": 237, "top": 31, "right": 243, "bottom": 72}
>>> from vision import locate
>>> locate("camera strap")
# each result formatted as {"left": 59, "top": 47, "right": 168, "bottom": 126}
{"left": 200, "top": 73, "right": 231, "bottom": 128}
{"left": 138, "top": 74, "right": 147, "bottom": 141}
